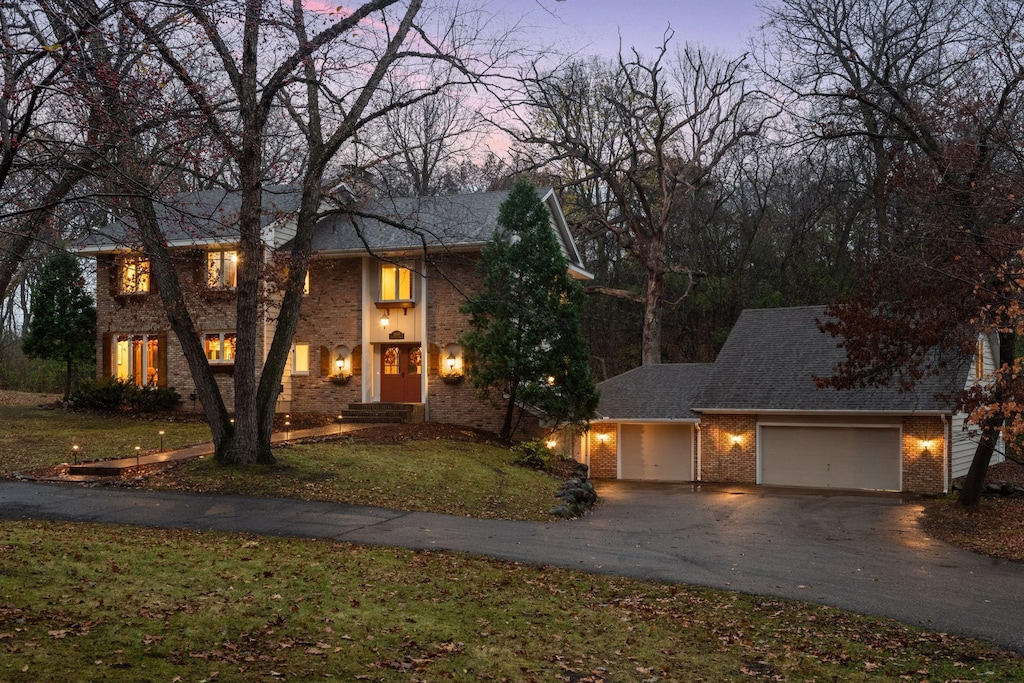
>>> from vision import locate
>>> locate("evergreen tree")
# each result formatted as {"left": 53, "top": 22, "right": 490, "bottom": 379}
{"left": 461, "top": 179, "right": 598, "bottom": 440}
{"left": 23, "top": 250, "right": 97, "bottom": 401}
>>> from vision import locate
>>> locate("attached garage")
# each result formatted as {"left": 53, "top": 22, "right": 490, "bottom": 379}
{"left": 759, "top": 424, "right": 901, "bottom": 491}
{"left": 619, "top": 423, "right": 694, "bottom": 481}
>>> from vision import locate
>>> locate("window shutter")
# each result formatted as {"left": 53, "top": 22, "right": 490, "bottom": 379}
{"left": 319, "top": 346, "right": 330, "bottom": 377}
{"left": 156, "top": 333, "right": 168, "bottom": 387}
{"left": 103, "top": 256, "right": 118, "bottom": 296}
{"left": 428, "top": 344, "right": 440, "bottom": 376}
{"left": 102, "top": 332, "right": 112, "bottom": 378}
{"left": 352, "top": 345, "right": 362, "bottom": 376}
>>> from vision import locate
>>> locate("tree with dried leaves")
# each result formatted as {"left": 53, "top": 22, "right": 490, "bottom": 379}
{"left": 761, "top": 0, "right": 1024, "bottom": 505}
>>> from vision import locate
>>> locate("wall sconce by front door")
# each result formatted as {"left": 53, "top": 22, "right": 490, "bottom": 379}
{"left": 441, "top": 345, "right": 463, "bottom": 383}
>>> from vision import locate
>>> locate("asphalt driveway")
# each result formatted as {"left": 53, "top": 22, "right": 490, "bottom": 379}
{"left": 1, "top": 479, "right": 1022, "bottom": 651}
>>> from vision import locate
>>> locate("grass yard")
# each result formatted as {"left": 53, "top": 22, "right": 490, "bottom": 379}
{"left": 0, "top": 403, "right": 212, "bottom": 478}
{"left": 143, "top": 438, "right": 563, "bottom": 521}
{"left": 1, "top": 520, "right": 1019, "bottom": 683}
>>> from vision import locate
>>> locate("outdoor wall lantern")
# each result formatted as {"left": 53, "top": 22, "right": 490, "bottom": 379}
{"left": 546, "top": 438, "right": 558, "bottom": 449}
{"left": 441, "top": 346, "right": 463, "bottom": 384}
{"left": 729, "top": 433, "right": 744, "bottom": 445}
{"left": 380, "top": 310, "right": 390, "bottom": 327}
{"left": 596, "top": 432, "right": 610, "bottom": 444}
{"left": 331, "top": 348, "right": 352, "bottom": 385}
{"left": 919, "top": 438, "right": 935, "bottom": 451}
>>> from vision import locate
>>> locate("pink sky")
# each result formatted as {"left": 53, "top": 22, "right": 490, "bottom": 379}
{"left": 526, "top": 0, "right": 763, "bottom": 56}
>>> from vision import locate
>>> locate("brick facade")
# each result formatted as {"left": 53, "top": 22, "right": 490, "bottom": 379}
{"left": 698, "top": 414, "right": 757, "bottom": 483}
{"left": 95, "top": 252, "right": 246, "bottom": 410}
{"left": 586, "top": 425, "right": 618, "bottom": 479}
{"left": 901, "top": 415, "right": 946, "bottom": 494}
{"left": 289, "top": 256, "right": 363, "bottom": 413}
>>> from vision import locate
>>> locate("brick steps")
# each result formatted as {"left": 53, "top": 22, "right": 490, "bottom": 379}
{"left": 340, "top": 402, "right": 424, "bottom": 424}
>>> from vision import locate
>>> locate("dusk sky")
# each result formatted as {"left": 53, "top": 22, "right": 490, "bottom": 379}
{"left": 525, "top": 0, "right": 764, "bottom": 57}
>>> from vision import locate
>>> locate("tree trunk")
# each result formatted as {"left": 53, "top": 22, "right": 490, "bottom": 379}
{"left": 500, "top": 382, "right": 518, "bottom": 442}
{"left": 958, "top": 330, "right": 1015, "bottom": 506}
{"left": 640, "top": 272, "right": 664, "bottom": 365}
{"left": 64, "top": 352, "right": 73, "bottom": 403}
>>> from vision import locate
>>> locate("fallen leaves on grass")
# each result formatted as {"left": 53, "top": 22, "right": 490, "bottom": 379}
{"left": 921, "top": 496, "right": 1024, "bottom": 562}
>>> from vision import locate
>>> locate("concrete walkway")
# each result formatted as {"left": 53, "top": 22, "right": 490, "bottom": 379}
{"left": 1, "top": 479, "right": 1022, "bottom": 652}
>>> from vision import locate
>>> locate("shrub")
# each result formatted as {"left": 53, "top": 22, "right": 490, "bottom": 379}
{"left": 70, "top": 379, "right": 182, "bottom": 413}
{"left": 511, "top": 439, "right": 552, "bottom": 471}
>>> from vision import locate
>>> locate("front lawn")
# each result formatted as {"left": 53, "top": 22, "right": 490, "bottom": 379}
{"left": 143, "top": 437, "right": 563, "bottom": 521}
{"left": 0, "top": 403, "right": 212, "bottom": 478}
{"left": 1, "top": 520, "right": 1018, "bottom": 683}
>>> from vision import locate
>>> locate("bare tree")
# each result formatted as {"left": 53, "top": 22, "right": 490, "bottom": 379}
{"left": 74, "top": 0, "right": 519, "bottom": 464}
{"left": 504, "top": 31, "right": 765, "bottom": 364}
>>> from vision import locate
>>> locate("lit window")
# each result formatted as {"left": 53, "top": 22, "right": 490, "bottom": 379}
{"left": 303, "top": 270, "right": 310, "bottom": 295}
{"left": 204, "top": 332, "right": 236, "bottom": 363}
{"left": 207, "top": 250, "right": 238, "bottom": 289}
{"left": 293, "top": 343, "right": 309, "bottom": 374}
{"left": 119, "top": 255, "right": 150, "bottom": 294}
{"left": 113, "top": 333, "right": 160, "bottom": 386}
{"left": 379, "top": 263, "right": 413, "bottom": 302}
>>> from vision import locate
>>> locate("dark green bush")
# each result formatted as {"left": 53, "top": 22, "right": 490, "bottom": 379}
{"left": 511, "top": 439, "right": 552, "bottom": 471}
{"left": 70, "top": 379, "right": 182, "bottom": 413}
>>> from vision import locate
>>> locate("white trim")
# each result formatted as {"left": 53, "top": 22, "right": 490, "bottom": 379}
{"left": 615, "top": 423, "right": 622, "bottom": 480}
{"left": 592, "top": 417, "right": 700, "bottom": 424}
{"left": 942, "top": 414, "right": 950, "bottom": 494}
{"left": 419, "top": 269, "right": 428, "bottom": 417}
{"left": 695, "top": 423, "right": 702, "bottom": 482}
{"left": 696, "top": 411, "right": 950, "bottom": 417}
{"left": 755, "top": 422, "right": 903, "bottom": 491}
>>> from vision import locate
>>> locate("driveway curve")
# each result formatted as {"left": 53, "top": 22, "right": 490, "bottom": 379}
{"left": 1, "top": 480, "right": 1021, "bottom": 652}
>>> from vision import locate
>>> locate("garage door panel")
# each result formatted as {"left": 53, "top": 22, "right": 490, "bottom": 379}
{"left": 620, "top": 424, "right": 693, "bottom": 481}
{"left": 760, "top": 426, "right": 900, "bottom": 491}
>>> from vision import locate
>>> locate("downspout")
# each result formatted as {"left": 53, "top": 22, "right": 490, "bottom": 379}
{"left": 695, "top": 422, "right": 702, "bottom": 482}
{"left": 941, "top": 414, "right": 950, "bottom": 494}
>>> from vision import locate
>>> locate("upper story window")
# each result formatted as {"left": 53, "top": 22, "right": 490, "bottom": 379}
{"left": 119, "top": 255, "right": 150, "bottom": 294}
{"left": 207, "top": 250, "right": 238, "bottom": 289}
{"left": 205, "top": 332, "right": 236, "bottom": 363}
{"left": 379, "top": 263, "right": 413, "bottom": 302}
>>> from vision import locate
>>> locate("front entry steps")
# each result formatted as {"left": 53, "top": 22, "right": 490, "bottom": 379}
{"left": 340, "top": 402, "right": 424, "bottom": 424}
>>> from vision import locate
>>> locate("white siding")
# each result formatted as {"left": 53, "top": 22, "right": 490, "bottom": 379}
{"left": 951, "top": 334, "right": 1004, "bottom": 479}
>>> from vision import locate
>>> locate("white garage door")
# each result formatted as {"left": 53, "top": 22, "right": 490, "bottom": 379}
{"left": 759, "top": 425, "right": 901, "bottom": 491}
{"left": 620, "top": 423, "right": 693, "bottom": 481}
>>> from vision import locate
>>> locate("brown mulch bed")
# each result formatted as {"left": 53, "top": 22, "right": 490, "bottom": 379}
{"left": 921, "top": 459, "right": 1024, "bottom": 562}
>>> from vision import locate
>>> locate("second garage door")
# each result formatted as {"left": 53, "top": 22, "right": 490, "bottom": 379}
{"left": 620, "top": 423, "right": 694, "bottom": 481}
{"left": 759, "top": 425, "right": 901, "bottom": 491}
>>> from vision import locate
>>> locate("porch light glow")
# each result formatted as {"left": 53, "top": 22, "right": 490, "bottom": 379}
{"left": 920, "top": 438, "right": 935, "bottom": 450}
{"left": 336, "top": 358, "right": 344, "bottom": 372}
{"left": 596, "top": 432, "right": 609, "bottom": 443}
{"left": 380, "top": 311, "right": 390, "bottom": 327}
{"left": 547, "top": 375, "right": 556, "bottom": 386}
{"left": 729, "top": 434, "right": 743, "bottom": 445}
{"left": 546, "top": 439, "right": 557, "bottom": 449}
{"left": 447, "top": 352, "right": 456, "bottom": 371}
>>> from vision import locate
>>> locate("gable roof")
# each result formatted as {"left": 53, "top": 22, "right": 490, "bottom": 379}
{"left": 75, "top": 185, "right": 302, "bottom": 254}
{"left": 693, "top": 305, "right": 969, "bottom": 414}
{"left": 309, "top": 188, "right": 590, "bottom": 277}
{"left": 595, "top": 363, "right": 714, "bottom": 421}
{"left": 74, "top": 186, "right": 591, "bottom": 277}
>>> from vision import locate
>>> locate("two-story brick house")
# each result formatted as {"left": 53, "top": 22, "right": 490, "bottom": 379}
{"left": 77, "top": 185, "right": 592, "bottom": 435}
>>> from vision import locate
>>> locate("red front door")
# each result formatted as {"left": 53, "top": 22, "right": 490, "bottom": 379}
{"left": 380, "top": 344, "right": 422, "bottom": 403}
